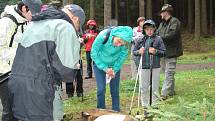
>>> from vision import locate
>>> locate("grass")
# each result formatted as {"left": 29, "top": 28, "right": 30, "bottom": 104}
{"left": 127, "top": 68, "right": 215, "bottom": 120}
{"left": 63, "top": 92, "right": 97, "bottom": 121}
{"left": 177, "top": 51, "right": 215, "bottom": 64}
{"left": 63, "top": 68, "right": 215, "bottom": 120}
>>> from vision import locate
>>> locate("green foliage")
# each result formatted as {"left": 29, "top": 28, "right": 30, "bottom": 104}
{"left": 129, "top": 68, "right": 215, "bottom": 120}
{"left": 73, "top": 0, "right": 104, "bottom": 27}
{"left": 130, "top": 97, "right": 215, "bottom": 121}
{"left": 0, "top": 0, "right": 17, "bottom": 13}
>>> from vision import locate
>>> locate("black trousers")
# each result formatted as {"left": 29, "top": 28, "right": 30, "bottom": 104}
{"left": 0, "top": 79, "right": 14, "bottom": 121}
{"left": 86, "top": 51, "right": 93, "bottom": 77}
{"left": 66, "top": 60, "right": 83, "bottom": 96}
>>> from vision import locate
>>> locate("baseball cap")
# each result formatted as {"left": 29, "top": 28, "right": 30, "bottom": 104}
{"left": 143, "top": 20, "right": 156, "bottom": 28}
{"left": 22, "top": 0, "right": 42, "bottom": 15}
{"left": 65, "top": 4, "right": 86, "bottom": 27}
{"left": 160, "top": 4, "right": 173, "bottom": 13}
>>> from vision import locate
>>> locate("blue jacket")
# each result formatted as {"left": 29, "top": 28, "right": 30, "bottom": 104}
{"left": 91, "top": 26, "right": 133, "bottom": 73}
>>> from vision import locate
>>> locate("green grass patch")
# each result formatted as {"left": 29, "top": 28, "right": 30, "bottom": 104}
{"left": 63, "top": 91, "right": 97, "bottom": 121}
{"left": 64, "top": 68, "right": 215, "bottom": 120}
{"left": 177, "top": 51, "right": 215, "bottom": 64}
{"left": 131, "top": 68, "right": 215, "bottom": 120}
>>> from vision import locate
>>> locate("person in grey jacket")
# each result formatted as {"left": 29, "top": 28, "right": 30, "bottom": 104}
{"left": 156, "top": 4, "right": 183, "bottom": 99}
{"left": 8, "top": 3, "right": 85, "bottom": 121}
{"left": 0, "top": 0, "right": 41, "bottom": 120}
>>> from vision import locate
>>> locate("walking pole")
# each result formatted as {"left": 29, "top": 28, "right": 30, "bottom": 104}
{"left": 149, "top": 41, "right": 154, "bottom": 106}
{"left": 149, "top": 54, "right": 153, "bottom": 106}
{"left": 129, "top": 55, "right": 142, "bottom": 115}
{"left": 138, "top": 56, "right": 143, "bottom": 108}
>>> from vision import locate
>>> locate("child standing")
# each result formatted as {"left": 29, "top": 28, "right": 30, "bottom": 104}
{"left": 82, "top": 20, "right": 98, "bottom": 79}
{"left": 133, "top": 20, "right": 166, "bottom": 108}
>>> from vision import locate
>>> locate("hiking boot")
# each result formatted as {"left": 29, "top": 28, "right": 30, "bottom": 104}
{"left": 161, "top": 93, "right": 175, "bottom": 100}
{"left": 143, "top": 109, "right": 149, "bottom": 118}
{"left": 161, "top": 95, "right": 167, "bottom": 100}
{"left": 68, "top": 94, "right": 74, "bottom": 98}
{"left": 77, "top": 93, "right": 83, "bottom": 97}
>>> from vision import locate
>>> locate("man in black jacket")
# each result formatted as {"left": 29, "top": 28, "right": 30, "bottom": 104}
{"left": 157, "top": 4, "right": 183, "bottom": 99}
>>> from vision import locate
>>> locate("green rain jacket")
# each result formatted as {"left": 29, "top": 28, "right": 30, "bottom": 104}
{"left": 157, "top": 17, "right": 183, "bottom": 58}
{"left": 91, "top": 26, "right": 133, "bottom": 73}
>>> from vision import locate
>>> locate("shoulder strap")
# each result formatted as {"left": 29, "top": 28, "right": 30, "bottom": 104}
{"left": 3, "top": 14, "right": 18, "bottom": 25}
{"left": 3, "top": 14, "right": 26, "bottom": 47}
{"left": 102, "top": 29, "right": 112, "bottom": 44}
{"left": 3, "top": 14, "right": 18, "bottom": 47}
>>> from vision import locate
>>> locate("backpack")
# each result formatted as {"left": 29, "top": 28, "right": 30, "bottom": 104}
{"left": 102, "top": 26, "right": 115, "bottom": 44}
{"left": 1, "top": 14, "right": 25, "bottom": 47}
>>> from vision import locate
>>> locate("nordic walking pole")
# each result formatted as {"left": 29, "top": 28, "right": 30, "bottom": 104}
{"left": 149, "top": 54, "right": 153, "bottom": 106}
{"left": 137, "top": 48, "right": 144, "bottom": 114}
{"left": 129, "top": 55, "right": 142, "bottom": 115}
{"left": 149, "top": 42, "right": 154, "bottom": 106}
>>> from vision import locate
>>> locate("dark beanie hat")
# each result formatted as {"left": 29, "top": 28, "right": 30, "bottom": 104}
{"left": 22, "top": 0, "right": 42, "bottom": 15}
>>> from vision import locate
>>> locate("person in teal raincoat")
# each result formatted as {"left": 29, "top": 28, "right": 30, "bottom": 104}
{"left": 91, "top": 26, "right": 133, "bottom": 112}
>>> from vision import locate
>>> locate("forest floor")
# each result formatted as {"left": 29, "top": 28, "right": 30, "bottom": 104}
{"left": 82, "top": 62, "right": 215, "bottom": 97}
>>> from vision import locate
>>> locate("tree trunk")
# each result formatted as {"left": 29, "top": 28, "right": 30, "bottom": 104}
{"left": 126, "top": 0, "right": 130, "bottom": 25}
{"left": 115, "top": 0, "right": 118, "bottom": 20}
{"left": 195, "top": 0, "right": 201, "bottom": 39}
{"left": 188, "top": 0, "right": 194, "bottom": 32}
{"left": 201, "top": 0, "right": 207, "bottom": 35}
{"left": 163, "top": 0, "right": 168, "bottom": 4}
{"left": 104, "top": 0, "right": 112, "bottom": 26}
{"left": 139, "top": 0, "right": 145, "bottom": 17}
{"left": 209, "top": 0, "right": 213, "bottom": 34}
{"left": 62, "top": 0, "right": 68, "bottom": 5}
{"left": 68, "top": 0, "right": 73, "bottom": 4}
{"left": 146, "top": 0, "right": 152, "bottom": 19}
{"left": 90, "top": 0, "right": 95, "bottom": 19}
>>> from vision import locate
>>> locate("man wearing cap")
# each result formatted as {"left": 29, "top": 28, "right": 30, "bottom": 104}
{"left": 8, "top": 3, "right": 85, "bottom": 121}
{"left": 0, "top": 0, "right": 42, "bottom": 120}
{"left": 157, "top": 4, "right": 183, "bottom": 99}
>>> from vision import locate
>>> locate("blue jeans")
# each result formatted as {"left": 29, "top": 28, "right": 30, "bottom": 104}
{"left": 93, "top": 64, "right": 120, "bottom": 112}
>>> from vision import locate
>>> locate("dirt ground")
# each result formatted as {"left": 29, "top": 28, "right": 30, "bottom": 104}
{"left": 82, "top": 62, "right": 215, "bottom": 95}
